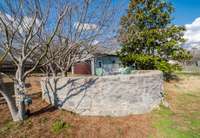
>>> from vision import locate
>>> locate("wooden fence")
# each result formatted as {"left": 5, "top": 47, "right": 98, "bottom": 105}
{"left": 182, "top": 65, "right": 200, "bottom": 73}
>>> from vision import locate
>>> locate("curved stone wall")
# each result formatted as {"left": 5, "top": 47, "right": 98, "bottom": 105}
{"left": 41, "top": 70, "right": 163, "bottom": 116}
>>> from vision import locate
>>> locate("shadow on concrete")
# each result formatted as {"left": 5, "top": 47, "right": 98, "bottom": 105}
{"left": 43, "top": 77, "right": 98, "bottom": 110}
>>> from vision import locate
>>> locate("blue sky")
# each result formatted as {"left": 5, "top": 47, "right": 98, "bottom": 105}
{"left": 171, "top": 0, "right": 200, "bottom": 25}
{"left": 115, "top": 0, "right": 200, "bottom": 25}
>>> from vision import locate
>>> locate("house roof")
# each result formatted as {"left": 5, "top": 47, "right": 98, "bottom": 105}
{"left": 90, "top": 45, "right": 117, "bottom": 56}
{"left": 0, "top": 49, "right": 33, "bottom": 65}
{"left": 90, "top": 38, "right": 121, "bottom": 56}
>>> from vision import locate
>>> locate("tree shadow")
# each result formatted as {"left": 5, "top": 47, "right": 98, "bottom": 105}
{"left": 30, "top": 104, "right": 57, "bottom": 116}
{"left": 42, "top": 77, "right": 98, "bottom": 113}
{"left": 164, "top": 73, "right": 181, "bottom": 82}
{"left": 28, "top": 92, "right": 42, "bottom": 99}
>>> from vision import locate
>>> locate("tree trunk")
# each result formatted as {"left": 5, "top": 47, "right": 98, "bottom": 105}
{"left": 14, "top": 81, "right": 27, "bottom": 120}
{"left": 61, "top": 71, "right": 66, "bottom": 77}
{"left": 49, "top": 63, "right": 57, "bottom": 77}
{"left": 0, "top": 77, "right": 24, "bottom": 121}
{"left": 14, "top": 64, "right": 27, "bottom": 120}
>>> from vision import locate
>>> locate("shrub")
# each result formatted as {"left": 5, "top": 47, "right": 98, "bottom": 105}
{"left": 51, "top": 120, "right": 72, "bottom": 134}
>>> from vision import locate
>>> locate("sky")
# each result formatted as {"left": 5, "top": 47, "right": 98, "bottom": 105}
{"left": 171, "top": 0, "right": 200, "bottom": 25}
{"left": 115, "top": 0, "right": 200, "bottom": 25}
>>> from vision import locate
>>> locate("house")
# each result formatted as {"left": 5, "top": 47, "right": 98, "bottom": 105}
{"left": 72, "top": 45, "right": 122, "bottom": 76}
{"left": 0, "top": 59, "right": 34, "bottom": 74}
{"left": 188, "top": 48, "right": 200, "bottom": 66}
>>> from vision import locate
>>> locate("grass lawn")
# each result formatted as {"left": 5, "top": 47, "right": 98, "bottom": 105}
{"left": 0, "top": 73, "right": 200, "bottom": 138}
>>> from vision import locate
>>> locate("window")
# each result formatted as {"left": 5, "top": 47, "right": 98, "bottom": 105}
{"left": 98, "top": 62, "right": 102, "bottom": 68}
{"left": 112, "top": 60, "right": 115, "bottom": 64}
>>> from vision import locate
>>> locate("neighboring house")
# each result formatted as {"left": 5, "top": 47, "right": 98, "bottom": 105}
{"left": 180, "top": 48, "right": 200, "bottom": 73}
{"left": 0, "top": 50, "right": 35, "bottom": 73}
{"left": 0, "top": 59, "right": 34, "bottom": 74}
{"left": 181, "top": 48, "right": 200, "bottom": 67}
{"left": 72, "top": 45, "right": 122, "bottom": 76}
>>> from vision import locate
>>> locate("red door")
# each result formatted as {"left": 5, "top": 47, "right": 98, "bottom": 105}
{"left": 73, "top": 62, "right": 91, "bottom": 75}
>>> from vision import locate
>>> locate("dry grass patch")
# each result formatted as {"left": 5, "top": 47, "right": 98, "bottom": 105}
{"left": 0, "top": 75, "right": 152, "bottom": 138}
{"left": 0, "top": 73, "right": 200, "bottom": 138}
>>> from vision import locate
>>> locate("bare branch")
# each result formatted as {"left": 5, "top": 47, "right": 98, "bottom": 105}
{"left": 23, "top": 6, "right": 68, "bottom": 79}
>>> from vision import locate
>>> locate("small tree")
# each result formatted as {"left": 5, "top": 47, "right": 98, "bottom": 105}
{"left": 0, "top": 0, "right": 67, "bottom": 121}
{"left": 118, "top": 0, "right": 191, "bottom": 75}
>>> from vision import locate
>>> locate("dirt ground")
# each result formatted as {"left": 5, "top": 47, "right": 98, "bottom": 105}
{"left": 0, "top": 75, "right": 153, "bottom": 138}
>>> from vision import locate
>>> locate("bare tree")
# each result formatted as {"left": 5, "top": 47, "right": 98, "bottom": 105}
{"left": 0, "top": 0, "right": 67, "bottom": 121}
{"left": 43, "top": 0, "right": 118, "bottom": 77}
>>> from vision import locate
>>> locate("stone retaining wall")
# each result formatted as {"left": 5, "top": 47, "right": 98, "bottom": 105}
{"left": 41, "top": 70, "right": 163, "bottom": 116}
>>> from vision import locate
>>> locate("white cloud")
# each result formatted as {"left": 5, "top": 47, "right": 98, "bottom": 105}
{"left": 184, "top": 17, "right": 200, "bottom": 49}
{"left": 0, "top": 12, "right": 41, "bottom": 34}
{"left": 91, "top": 40, "right": 99, "bottom": 45}
{"left": 74, "top": 22, "right": 98, "bottom": 32}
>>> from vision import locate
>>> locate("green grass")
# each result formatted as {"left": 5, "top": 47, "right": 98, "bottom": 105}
{"left": 151, "top": 74, "right": 200, "bottom": 138}
{"left": 51, "top": 120, "right": 72, "bottom": 134}
{"left": 152, "top": 105, "right": 200, "bottom": 138}
{"left": 175, "top": 71, "right": 200, "bottom": 76}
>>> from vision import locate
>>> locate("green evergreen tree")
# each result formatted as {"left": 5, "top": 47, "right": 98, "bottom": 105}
{"left": 118, "top": 0, "right": 191, "bottom": 76}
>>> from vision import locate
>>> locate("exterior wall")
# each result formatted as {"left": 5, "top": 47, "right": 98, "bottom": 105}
{"left": 41, "top": 70, "right": 163, "bottom": 116}
{"left": 95, "top": 55, "right": 121, "bottom": 76}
